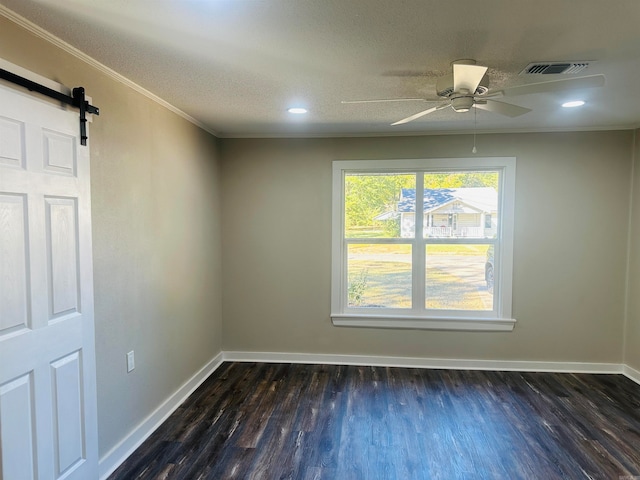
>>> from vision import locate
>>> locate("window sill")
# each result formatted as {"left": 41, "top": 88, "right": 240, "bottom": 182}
{"left": 331, "top": 314, "right": 516, "bottom": 332}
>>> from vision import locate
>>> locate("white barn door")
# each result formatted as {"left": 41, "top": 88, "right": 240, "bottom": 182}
{"left": 0, "top": 83, "right": 98, "bottom": 479}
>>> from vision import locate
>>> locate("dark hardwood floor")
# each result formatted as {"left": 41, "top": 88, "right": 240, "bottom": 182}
{"left": 109, "top": 362, "right": 640, "bottom": 479}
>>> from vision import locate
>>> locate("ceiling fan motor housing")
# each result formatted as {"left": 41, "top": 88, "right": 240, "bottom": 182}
{"left": 436, "top": 73, "right": 490, "bottom": 98}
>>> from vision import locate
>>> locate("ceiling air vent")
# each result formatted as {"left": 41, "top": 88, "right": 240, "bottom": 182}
{"left": 520, "top": 62, "right": 591, "bottom": 75}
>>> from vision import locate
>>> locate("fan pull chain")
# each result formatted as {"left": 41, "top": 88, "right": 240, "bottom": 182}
{"left": 472, "top": 106, "right": 478, "bottom": 154}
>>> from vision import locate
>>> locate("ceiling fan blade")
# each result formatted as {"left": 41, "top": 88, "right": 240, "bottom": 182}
{"left": 391, "top": 104, "right": 449, "bottom": 125}
{"left": 474, "top": 100, "right": 532, "bottom": 117}
{"left": 496, "top": 74, "right": 605, "bottom": 97}
{"left": 341, "top": 98, "right": 426, "bottom": 104}
{"left": 453, "top": 64, "right": 488, "bottom": 94}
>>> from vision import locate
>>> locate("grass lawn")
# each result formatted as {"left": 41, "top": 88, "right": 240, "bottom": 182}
{"left": 425, "top": 268, "right": 491, "bottom": 310}
{"left": 349, "top": 260, "right": 412, "bottom": 308}
{"left": 348, "top": 243, "right": 492, "bottom": 310}
{"left": 348, "top": 243, "right": 490, "bottom": 256}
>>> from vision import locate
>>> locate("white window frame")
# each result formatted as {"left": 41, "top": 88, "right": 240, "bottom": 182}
{"left": 331, "top": 157, "right": 516, "bottom": 332}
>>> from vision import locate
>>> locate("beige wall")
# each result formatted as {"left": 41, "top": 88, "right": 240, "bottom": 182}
{"left": 625, "top": 129, "right": 640, "bottom": 371}
{"left": 0, "top": 16, "right": 223, "bottom": 458}
{"left": 221, "top": 132, "right": 632, "bottom": 363}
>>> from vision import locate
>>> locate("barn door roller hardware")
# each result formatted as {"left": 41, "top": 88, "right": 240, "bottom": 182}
{"left": 0, "top": 68, "right": 99, "bottom": 146}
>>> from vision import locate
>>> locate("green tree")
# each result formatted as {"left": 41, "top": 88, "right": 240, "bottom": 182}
{"left": 344, "top": 174, "right": 413, "bottom": 228}
{"left": 424, "top": 171, "right": 498, "bottom": 189}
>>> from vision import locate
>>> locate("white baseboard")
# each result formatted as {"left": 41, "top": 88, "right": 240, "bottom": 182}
{"left": 623, "top": 363, "right": 640, "bottom": 385}
{"left": 98, "top": 352, "right": 224, "bottom": 480}
{"left": 223, "top": 350, "right": 623, "bottom": 374}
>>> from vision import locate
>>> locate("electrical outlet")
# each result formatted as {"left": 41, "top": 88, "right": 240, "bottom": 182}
{"left": 127, "top": 351, "right": 135, "bottom": 373}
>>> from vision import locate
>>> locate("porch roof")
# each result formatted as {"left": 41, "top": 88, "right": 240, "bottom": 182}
{"left": 398, "top": 187, "right": 497, "bottom": 213}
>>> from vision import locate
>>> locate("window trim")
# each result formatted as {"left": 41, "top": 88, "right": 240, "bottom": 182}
{"left": 331, "top": 157, "right": 516, "bottom": 332}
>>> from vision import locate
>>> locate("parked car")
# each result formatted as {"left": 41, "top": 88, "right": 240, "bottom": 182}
{"left": 485, "top": 246, "right": 494, "bottom": 294}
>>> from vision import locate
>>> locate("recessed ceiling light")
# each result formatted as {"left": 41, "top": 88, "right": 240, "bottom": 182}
{"left": 562, "top": 100, "right": 585, "bottom": 108}
{"left": 287, "top": 107, "right": 308, "bottom": 114}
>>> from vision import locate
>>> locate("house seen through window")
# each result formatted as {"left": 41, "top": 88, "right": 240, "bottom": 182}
{"left": 332, "top": 158, "right": 516, "bottom": 331}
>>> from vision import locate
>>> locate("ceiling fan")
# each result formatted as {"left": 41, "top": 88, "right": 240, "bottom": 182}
{"left": 342, "top": 59, "right": 605, "bottom": 126}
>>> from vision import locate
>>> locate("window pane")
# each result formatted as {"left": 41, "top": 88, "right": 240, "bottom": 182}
{"left": 345, "top": 173, "right": 415, "bottom": 238}
{"left": 423, "top": 171, "right": 499, "bottom": 239}
{"left": 425, "top": 244, "right": 493, "bottom": 311}
{"left": 348, "top": 244, "right": 411, "bottom": 308}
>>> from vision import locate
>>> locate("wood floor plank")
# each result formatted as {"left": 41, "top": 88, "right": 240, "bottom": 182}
{"left": 109, "top": 363, "right": 640, "bottom": 480}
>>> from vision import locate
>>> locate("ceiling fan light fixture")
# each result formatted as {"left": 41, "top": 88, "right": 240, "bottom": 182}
{"left": 451, "top": 96, "right": 474, "bottom": 112}
{"left": 562, "top": 100, "right": 585, "bottom": 108}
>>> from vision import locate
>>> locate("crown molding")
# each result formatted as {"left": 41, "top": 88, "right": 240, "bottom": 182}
{"left": 0, "top": 4, "right": 219, "bottom": 138}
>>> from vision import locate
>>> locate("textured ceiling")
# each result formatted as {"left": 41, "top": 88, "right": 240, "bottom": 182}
{"left": 2, "top": 0, "right": 640, "bottom": 137}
